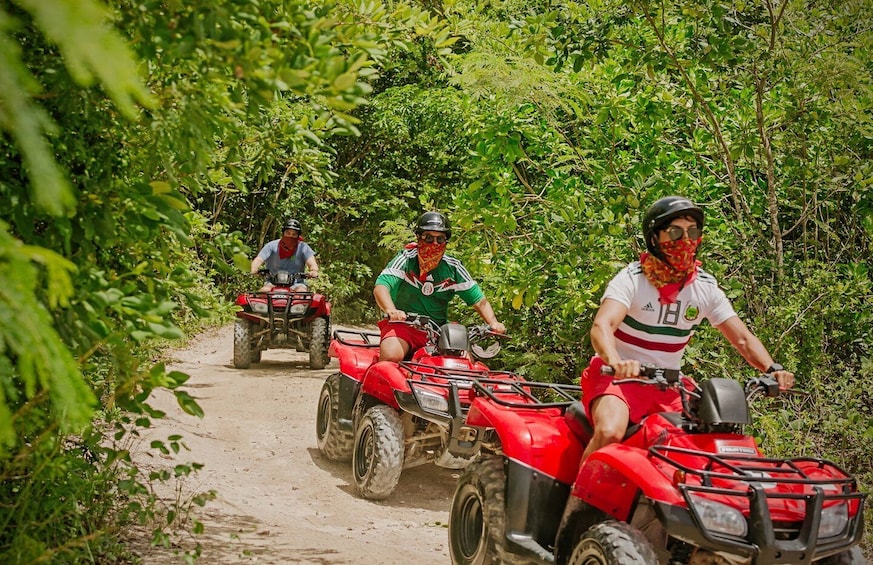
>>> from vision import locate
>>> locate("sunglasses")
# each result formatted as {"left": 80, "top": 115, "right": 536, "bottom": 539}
{"left": 663, "top": 225, "right": 703, "bottom": 241}
{"left": 419, "top": 234, "right": 447, "bottom": 244}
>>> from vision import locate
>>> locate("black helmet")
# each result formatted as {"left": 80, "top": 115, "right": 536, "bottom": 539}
{"left": 414, "top": 211, "right": 452, "bottom": 240}
{"left": 283, "top": 218, "right": 302, "bottom": 234}
{"left": 642, "top": 196, "right": 704, "bottom": 256}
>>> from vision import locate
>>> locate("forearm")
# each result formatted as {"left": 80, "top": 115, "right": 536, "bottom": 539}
{"left": 306, "top": 256, "right": 319, "bottom": 275}
{"left": 590, "top": 324, "right": 621, "bottom": 366}
{"left": 251, "top": 256, "right": 265, "bottom": 273}
{"left": 472, "top": 298, "right": 498, "bottom": 325}
{"left": 733, "top": 334, "right": 773, "bottom": 372}
{"left": 373, "top": 285, "right": 397, "bottom": 312}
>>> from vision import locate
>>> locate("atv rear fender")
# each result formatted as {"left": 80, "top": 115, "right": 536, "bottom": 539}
{"left": 329, "top": 333, "right": 380, "bottom": 380}
{"left": 465, "top": 397, "right": 584, "bottom": 484}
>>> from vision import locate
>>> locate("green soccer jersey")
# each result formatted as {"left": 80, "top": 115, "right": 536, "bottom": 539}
{"left": 374, "top": 246, "right": 485, "bottom": 326}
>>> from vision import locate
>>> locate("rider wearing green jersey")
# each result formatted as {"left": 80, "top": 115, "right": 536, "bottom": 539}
{"left": 373, "top": 211, "right": 505, "bottom": 362}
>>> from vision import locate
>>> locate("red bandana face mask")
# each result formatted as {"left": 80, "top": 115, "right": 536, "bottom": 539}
{"left": 417, "top": 241, "right": 446, "bottom": 280}
{"left": 279, "top": 235, "right": 300, "bottom": 259}
{"left": 641, "top": 237, "right": 702, "bottom": 304}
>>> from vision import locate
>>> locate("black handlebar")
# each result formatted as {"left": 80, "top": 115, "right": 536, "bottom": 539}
{"left": 601, "top": 363, "right": 784, "bottom": 398}
{"left": 256, "top": 269, "right": 314, "bottom": 281}
{"left": 600, "top": 364, "right": 681, "bottom": 383}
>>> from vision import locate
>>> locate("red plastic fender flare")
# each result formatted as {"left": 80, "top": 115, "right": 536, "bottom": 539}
{"left": 359, "top": 361, "right": 410, "bottom": 410}
{"left": 310, "top": 293, "right": 330, "bottom": 316}
{"left": 330, "top": 341, "right": 378, "bottom": 381}
{"left": 573, "top": 444, "right": 685, "bottom": 520}
{"left": 465, "top": 397, "right": 584, "bottom": 485}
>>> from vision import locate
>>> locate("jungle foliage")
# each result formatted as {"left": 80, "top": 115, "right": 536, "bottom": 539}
{"left": 0, "top": 0, "right": 871, "bottom": 561}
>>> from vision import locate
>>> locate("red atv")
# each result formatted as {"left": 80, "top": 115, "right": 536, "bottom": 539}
{"left": 315, "top": 314, "right": 511, "bottom": 500}
{"left": 448, "top": 365, "right": 866, "bottom": 564}
{"left": 233, "top": 270, "right": 331, "bottom": 370}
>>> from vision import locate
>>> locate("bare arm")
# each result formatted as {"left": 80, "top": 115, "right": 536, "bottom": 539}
{"left": 472, "top": 298, "right": 505, "bottom": 334}
{"left": 251, "top": 256, "right": 265, "bottom": 274}
{"left": 590, "top": 298, "right": 639, "bottom": 378}
{"left": 306, "top": 255, "right": 319, "bottom": 277}
{"left": 374, "top": 284, "right": 406, "bottom": 321}
{"left": 715, "top": 316, "right": 795, "bottom": 389}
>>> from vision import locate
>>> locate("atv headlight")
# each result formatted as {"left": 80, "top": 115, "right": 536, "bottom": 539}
{"left": 414, "top": 389, "right": 449, "bottom": 413}
{"left": 689, "top": 494, "right": 748, "bottom": 537}
{"left": 818, "top": 503, "right": 848, "bottom": 538}
{"left": 289, "top": 303, "right": 307, "bottom": 315}
{"left": 251, "top": 302, "right": 269, "bottom": 314}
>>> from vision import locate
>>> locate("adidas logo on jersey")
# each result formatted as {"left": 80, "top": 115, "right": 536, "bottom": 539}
{"left": 642, "top": 302, "right": 655, "bottom": 312}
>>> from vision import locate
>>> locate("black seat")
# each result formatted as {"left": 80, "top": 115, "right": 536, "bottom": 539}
{"left": 564, "top": 401, "right": 594, "bottom": 442}
{"left": 565, "top": 401, "right": 670, "bottom": 442}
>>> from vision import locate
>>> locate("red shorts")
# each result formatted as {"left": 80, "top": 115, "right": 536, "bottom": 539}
{"left": 377, "top": 319, "right": 430, "bottom": 351}
{"left": 580, "top": 356, "right": 684, "bottom": 424}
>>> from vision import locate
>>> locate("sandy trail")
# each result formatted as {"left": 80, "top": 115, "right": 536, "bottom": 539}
{"left": 132, "top": 323, "right": 456, "bottom": 564}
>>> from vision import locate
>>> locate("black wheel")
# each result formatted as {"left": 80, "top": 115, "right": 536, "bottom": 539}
{"left": 449, "top": 456, "right": 529, "bottom": 565}
{"left": 569, "top": 521, "right": 657, "bottom": 565}
{"left": 815, "top": 546, "right": 866, "bottom": 564}
{"left": 252, "top": 348, "right": 262, "bottom": 363}
{"left": 309, "top": 317, "right": 329, "bottom": 369}
{"left": 233, "top": 318, "right": 253, "bottom": 369}
{"left": 316, "top": 373, "right": 353, "bottom": 461}
{"left": 352, "top": 405, "right": 404, "bottom": 500}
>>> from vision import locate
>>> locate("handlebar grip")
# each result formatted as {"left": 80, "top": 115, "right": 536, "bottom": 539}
{"left": 600, "top": 365, "right": 615, "bottom": 376}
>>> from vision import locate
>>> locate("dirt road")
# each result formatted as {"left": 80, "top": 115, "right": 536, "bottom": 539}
{"left": 132, "top": 323, "right": 457, "bottom": 564}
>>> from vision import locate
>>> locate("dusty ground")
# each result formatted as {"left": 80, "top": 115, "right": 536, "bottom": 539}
{"left": 130, "top": 323, "right": 458, "bottom": 564}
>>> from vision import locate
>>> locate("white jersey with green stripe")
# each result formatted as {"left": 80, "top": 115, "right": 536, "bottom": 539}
{"left": 601, "top": 261, "right": 737, "bottom": 370}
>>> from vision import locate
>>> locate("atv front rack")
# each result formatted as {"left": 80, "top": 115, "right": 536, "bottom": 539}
{"left": 247, "top": 290, "right": 314, "bottom": 319}
{"left": 653, "top": 445, "right": 861, "bottom": 490}
{"left": 651, "top": 445, "right": 867, "bottom": 564}
{"left": 394, "top": 364, "right": 523, "bottom": 423}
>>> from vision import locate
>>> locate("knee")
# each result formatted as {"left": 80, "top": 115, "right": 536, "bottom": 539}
{"left": 379, "top": 351, "right": 403, "bottom": 363}
{"left": 379, "top": 342, "right": 405, "bottom": 363}
{"left": 593, "top": 421, "right": 627, "bottom": 445}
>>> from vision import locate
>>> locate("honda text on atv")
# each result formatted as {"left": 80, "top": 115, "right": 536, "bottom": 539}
{"left": 233, "top": 270, "right": 331, "bottom": 370}
{"left": 448, "top": 365, "right": 866, "bottom": 565}
{"left": 315, "top": 314, "right": 511, "bottom": 500}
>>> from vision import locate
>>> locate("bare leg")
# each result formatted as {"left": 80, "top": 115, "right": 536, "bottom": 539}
{"left": 580, "top": 395, "right": 630, "bottom": 462}
{"left": 379, "top": 336, "right": 410, "bottom": 363}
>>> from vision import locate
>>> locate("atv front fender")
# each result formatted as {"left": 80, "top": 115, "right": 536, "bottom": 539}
{"left": 573, "top": 444, "right": 683, "bottom": 521}
{"left": 359, "top": 361, "right": 409, "bottom": 410}
{"left": 309, "top": 293, "right": 331, "bottom": 317}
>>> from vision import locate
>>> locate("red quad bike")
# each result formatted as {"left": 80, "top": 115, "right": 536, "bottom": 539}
{"left": 448, "top": 365, "right": 867, "bottom": 565}
{"left": 315, "top": 313, "right": 513, "bottom": 500}
{"left": 233, "top": 270, "right": 331, "bottom": 370}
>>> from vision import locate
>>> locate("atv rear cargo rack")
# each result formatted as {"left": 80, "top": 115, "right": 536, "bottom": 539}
{"left": 394, "top": 370, "right": 582, "bottom": 460}
{"left": 331, "top": 328, "right": 380, "bottom": 347}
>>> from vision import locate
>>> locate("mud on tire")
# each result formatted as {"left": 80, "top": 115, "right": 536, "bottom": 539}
{"left": 316, "top": 373, "right": 353, "bottom": 462}
{"left": 309, "top": 316, "right": 330, "bottom": 369}
{"left": 449, "top": 456, "right": 533, "bottom": 565}
{"left": 569, "top": 521, "right": 657, "bottom": 565}
{"left": 233, "top": 318, "right": 253, "bottom": 369}
{"left": 352, "top": 405, "right": 404, "bottom": 500}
